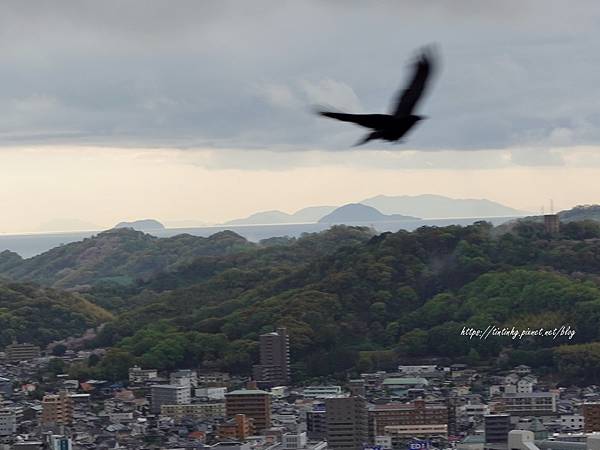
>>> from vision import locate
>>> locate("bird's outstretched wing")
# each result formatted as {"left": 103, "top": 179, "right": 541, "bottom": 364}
{"left": 318, "top": 112, "right": 392, "bottom": 130}
{"left": 391, "top": 47, "right": 436, "bottom": 117}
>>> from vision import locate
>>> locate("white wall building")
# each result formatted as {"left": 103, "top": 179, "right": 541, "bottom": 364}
{"left": 129, "top": 366, "right": 158, "bottom": 383}
{"left": 302, "top": 386, "right": 343, "bottom": 398}
{"left": 195, "top": 387, "right": 227, "bottom": 400}
{"left": 559, "top": 414, "right": 585, "bottom": 430}
{"left": 0, "top": 409, "right": 16, "bottom": 436}
{"left": 151, "top": 384, "right": 191, "bottom": 413}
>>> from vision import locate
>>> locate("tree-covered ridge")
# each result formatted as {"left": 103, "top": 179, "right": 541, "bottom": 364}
{"left": 0, "top": 281, "right": 112, "bottom": 347}
{"left": 76, "top": 220, "right": 600, "bottom": 382}
{"left": 560, "top": 205, "right": 600, "bottom": 222}
{"left": 5, "top": 220, "right": 600, "bottom": 383}
{"left": 0, "top": 228, "right": 254, "bottom": 289}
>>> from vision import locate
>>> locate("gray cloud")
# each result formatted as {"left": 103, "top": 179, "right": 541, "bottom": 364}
{"left": 1, "top": 0, "right": 600, "bottom": 156}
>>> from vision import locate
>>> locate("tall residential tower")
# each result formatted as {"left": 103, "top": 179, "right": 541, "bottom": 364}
{"left": 253, "top": 327, "right": 290, "bottom": 386}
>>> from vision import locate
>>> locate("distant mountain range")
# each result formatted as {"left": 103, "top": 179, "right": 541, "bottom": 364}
{"left": 224, "top": 206, "right": 336, "bottom": 225}
{"left": 360, "top": 194, "right": 528, "bottom": 218}
{"left": 559, "top": 205, "right": 600, "bottom": 222}
{"left": 318, "top": 203, "right": 419, "bottom": 224}
{"left": 114, "top": 219, "right": 165, "bottom": 231}
{"left": 223, "top": 194, "right": 528, "bottom": 225}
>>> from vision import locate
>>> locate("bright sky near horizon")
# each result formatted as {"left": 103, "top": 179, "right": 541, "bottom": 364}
{"left": 2, "top": 1, "right": 600, "bottom": 232}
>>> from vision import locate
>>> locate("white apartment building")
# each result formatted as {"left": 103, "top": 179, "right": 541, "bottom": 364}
{"left": 302, "top": 386, "right": 343, "bottom": 398}
{"left": 128, "top": 366, "right": 158, "bottom": 383}
{"left": 151, "top": 384, "right": 191, "bottom": 413}
{"left": 195, "top": 387, "right": 227, "bottom": 400}
{"left": 559, "top": 414, "right": 585, "bottom": 430}
{"left": 0, "top": 409, "right": 16, "bottom": 436}
{"left": 160, "top": 402, "right": 226, "bottom": 420}
{"left": 502, "top": 392, "right": 557, "bottom": 416}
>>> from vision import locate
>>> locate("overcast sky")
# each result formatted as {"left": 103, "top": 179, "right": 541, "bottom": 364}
{"left": 2, "top": 1, "right": 600, "bottom": 232}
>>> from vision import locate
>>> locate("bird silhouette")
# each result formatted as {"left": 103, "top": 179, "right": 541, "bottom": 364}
{"left": 317, "top": 47, "right": 437, "bottom": 146}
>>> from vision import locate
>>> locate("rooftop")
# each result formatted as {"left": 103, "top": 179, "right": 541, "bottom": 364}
{"left": 382, "top": 377, "right": 429, "bottom": 386}
{"left": 226, "top": 389, "right": 271, "bottom": 396}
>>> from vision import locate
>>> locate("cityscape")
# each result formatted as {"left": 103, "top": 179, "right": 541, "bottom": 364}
{"left": 0, "top": 323, "right": 598, "bottom": 450}
{"left": 4, "top": 1, "right": 600, "bottom": 450}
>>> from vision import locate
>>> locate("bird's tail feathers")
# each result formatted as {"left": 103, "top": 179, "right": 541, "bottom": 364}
{"left": 353, "top": 132, "right": 376, "bottom": 147}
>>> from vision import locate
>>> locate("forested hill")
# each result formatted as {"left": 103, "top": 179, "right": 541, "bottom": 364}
{"left": 0, "top": 281, "right": 112, "bottom": 347}
{"left": 0, "top": 228, "right": 254, "bottom": 289}
{"left": 64, "top": 219, "right": 600, "bottom": 385}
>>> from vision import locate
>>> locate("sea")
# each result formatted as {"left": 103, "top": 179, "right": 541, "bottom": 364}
{"left": 0, "top": 216, "right": 518, "bottom": 259}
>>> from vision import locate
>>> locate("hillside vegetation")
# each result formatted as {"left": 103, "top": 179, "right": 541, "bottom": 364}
{"left": 0, "top": 281, "right": 112, "bottom": 347}
{"left": 62, "top": 219, "right": 600, "bottom": 384}
{"left": 5, "top": 220, "right": 600, "bottom": 384}
{"left": 0, "top": 228, "right": 253, "bottom": 289}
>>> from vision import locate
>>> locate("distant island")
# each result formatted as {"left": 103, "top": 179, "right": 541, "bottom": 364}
{"left": 361, "top": 194, "right": 528, "bottom": 218}
{"left": 114, "top": 219, "right": 165, "bottom": 231}
{"left": 319, "top": 203, "right": 419, "bottom": 224}
{"left": 222, "top": 194, "right": 528, "bottom": 226}
{"left": 224, "top": 206, "right": 336, "bottom": 225}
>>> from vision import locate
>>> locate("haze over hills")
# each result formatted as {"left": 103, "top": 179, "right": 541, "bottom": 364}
{"left": 497, "top": 205, "right": 600, "bottom": 233}
{"left": 37, "top": 218, "right": 99, "bottom": 232}
{"left": 224, "top": 206, "right": 336, "bottom": 225}
{"left": 319, "top": 203, "right": 419, "bottom": 224}
{"left": 559, "top": 205, "right": 600, "bottom": 222}
{"left": 114, "top": 219, "right": 165, "bottom": 231}
{"left": 0, "top": 228, "right": 253, "bottom": 289}
{"left": 222, "top": 194, "right": 528, "bottom": 225}
{"left": 27, "top": 195, "right": 527, "bottom": 233}
{"left": 361, "top": 194, "right": 529, "bottom": 218}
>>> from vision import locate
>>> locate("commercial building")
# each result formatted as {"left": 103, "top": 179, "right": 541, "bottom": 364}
{"left": 160, "top": 402, "right": 226, "bottom": 420}
{"left": 325, "top": 396, "right": 368, "bottom": 450}
{"left": 584, "top": 403, "right": 600, "bottom": 432}
{"left": 381, "top": 377, "right": 429, "bottom": 393}
{"left": 484, "top": 414, "right": 511, "bottom": 444}
{"left": 0, "top": 408, "right": 17, "bottom": 436}
{"left": 225, "top": 389, "right": 272, "bottom": 432}
{"left": 0, "top": 377, "right": 12, "bottom": 398}
{"left": 348, "top": 380, "right": 366, "bottom": 397}
{"left": 508, "top": 430, "right": 600, "bottom": 450}
{"left": 282, "top": 432, "right": 327, "bottom": 450}
{"left": 383, "top": 423, "right": 448, "bottom": 442}
{"left": 501, "top": 392, "right": 557, "bottom": 416}
{"left": 560, "top": 414, "right": 584, "bottom": 431}
{"left": 41, "top": 391, "right": 73, "bottom": 426}
{"left": 196, "top": 387, "right": 228, "bottom": 400}
{"left": 303, "top": 386, "right": 343, "bottom": 398}
{"left": 218, "top": 414, "right": 254, "bottom": 440}
{"left": 47, "top": 435, "right": 72, "bottom": 450}
{"left": 369, "top": 400, "right": 448, "bottom": 437}
{"left": 128, "top": 366, "right": 158, "bottom": 383}
{"left": 252, "top": 327, "right": 291, "bottom": 387}
{"left": 397, "top": 365, "right": 439, "bottom": 375}
{"left": 197, "top": 372, "right": 231, "bottom": 385}
{"left": 306, "top": 407, "right": 327, "bottom": 440}
{"left": 150, "top": 384, "right": 191, "bottom": 414}
{"left": 5, "top": 343, "right": 41, "bottom": 361}
{"left": 170, "top": 369, "right": 198, "bottom": 388}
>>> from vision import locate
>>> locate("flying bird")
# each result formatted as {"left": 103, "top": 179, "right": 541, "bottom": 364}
{"left": 317, "top": 47, "right": 437, "bottom": 146}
